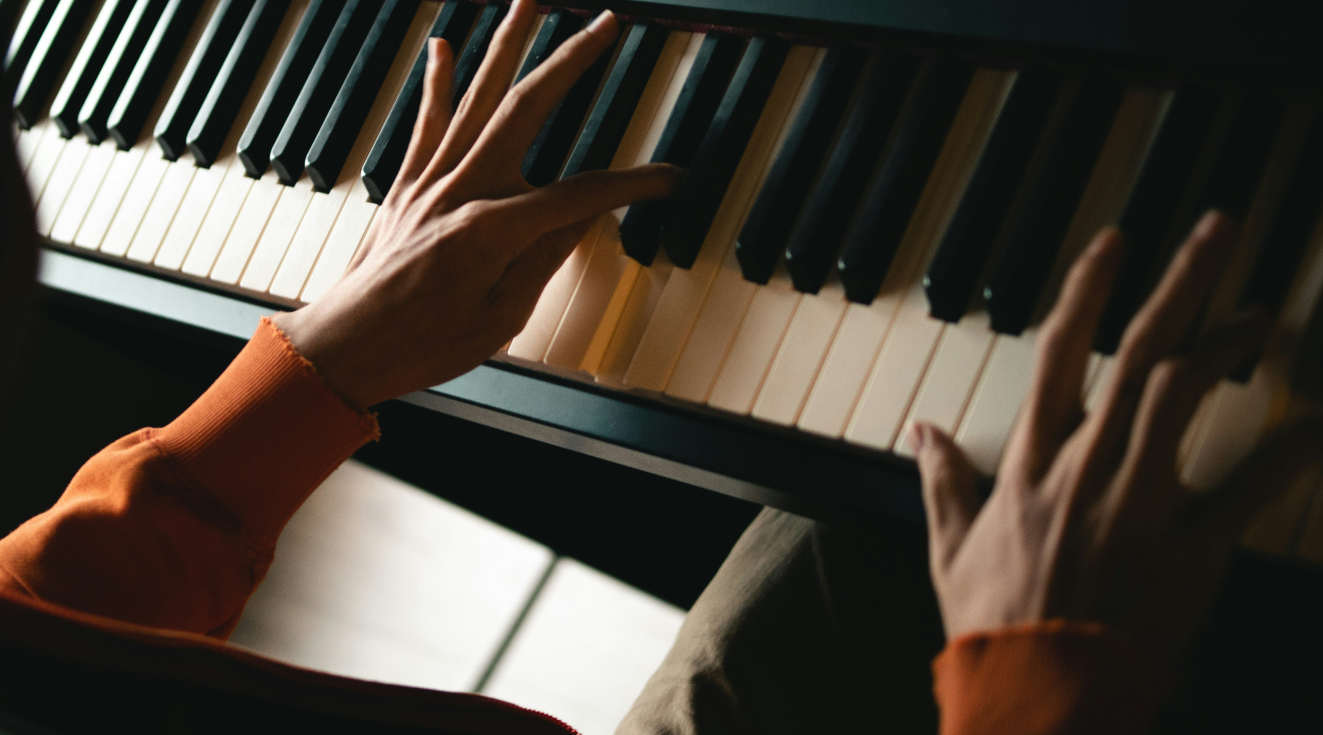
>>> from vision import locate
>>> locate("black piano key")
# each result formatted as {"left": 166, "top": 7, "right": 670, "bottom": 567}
{"left": 983, "top": 77, "right": 1125, "bottom": 335}
{"left": 1093, "top": 85, "right": 1219, "bottom": 354}
{"left": 559, "top": 21, "right": 669, "bottom": 180}
{"left": 1197, "top": 90, "right": 1285, "bottom": 222}
{"left": 305, "top": 0, "right": 419, "bottom": 192}
{"left": 13, "top": 0, "right": 96, "bottom": 129}
{"left": 660, "top": 36, "right": 790, "bottom": 269}
{"left": 837, "top": 58, "right": 975, "bottom": 304}
{"left": 269, "top": 0, "right": 378, "bottom": 185}
{"left": 735, "top": 47, "right": 865, "bottom": 285}
{"left": 77, "top": 0, "right": 164, "bottom": 144}
{"left": 783, "top": 53, "right": 919, "bottom": 294}
{"left": 924, "top": 68, "right": 1061, "bottom": 322}
{"left": 619, "top": 32, "right": 742, "bottom": 266}
{"left": 5, "top": 0, "right": 60, "bottom": 80}
{"left": 237, "top": 0, "right": 345, "bottom": 178}
{"left": 49, "top": 0, "right": 135, "bottom": 137}
{"left": 360, "top": 0, "right": 479, "bottom": 203}
{"left": 513, "top": 7, "right": 579, "bottom": 84}
{"left": 450, "top": 2, "right": 506, "bottom": 107}
{"left": 520, "top": 28, "right": 614, "bottom": 188}
{"left": 153, "top": 0, "right": 255, "bottom": 161}
{"left": 105, "top": 0, "right": 201, "bottom": 150}
{"left": 186, "top": 0, "right": 291, "bottom": 168}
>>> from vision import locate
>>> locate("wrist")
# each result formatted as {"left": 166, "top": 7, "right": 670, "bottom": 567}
{"left": 271, "top": 308, "right": 372, "bottom": 412}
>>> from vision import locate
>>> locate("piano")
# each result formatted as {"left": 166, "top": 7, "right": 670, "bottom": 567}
{"left": 10, "top": 0, "right": 1323, "bottom": 561}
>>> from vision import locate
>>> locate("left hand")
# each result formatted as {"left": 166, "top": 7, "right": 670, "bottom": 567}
{"left": 274, "top": 2, "right": 679, "bottom": 410}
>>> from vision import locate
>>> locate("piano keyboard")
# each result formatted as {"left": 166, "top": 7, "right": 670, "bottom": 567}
{"left": 12, "top": 0, "right": 1323, "bottom": 561}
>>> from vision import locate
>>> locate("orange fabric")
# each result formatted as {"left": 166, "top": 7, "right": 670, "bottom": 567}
{"left": 933, "top": 619, "right": 1173, "bottom": 735}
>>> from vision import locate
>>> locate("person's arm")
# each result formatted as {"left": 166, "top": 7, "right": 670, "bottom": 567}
{"left": 0, "top": 0, "right": 676, "bottom": 637}
{"left": 914, "top": 217, "right": 1323, "bottom": 733}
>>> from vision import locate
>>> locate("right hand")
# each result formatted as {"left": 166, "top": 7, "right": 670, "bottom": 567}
{"left": 273, "top": 1, "right": 679, "bottom": 410}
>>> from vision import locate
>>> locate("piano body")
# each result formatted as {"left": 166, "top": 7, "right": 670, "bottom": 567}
{"left": 10, "top": 0, "right": 1323, "bottom": 561}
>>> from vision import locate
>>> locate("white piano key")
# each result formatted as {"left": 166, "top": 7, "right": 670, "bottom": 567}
{"left": 797, "top": 300, "right": 899, "bottom": 438}
{"left": 955, "top": 330, "right": 1038, "bottom": 474}
{"left": 23, "top": 125, "right": 69, "bottom": 217}
{"left": 662, "top": 48, "right": 825, "bottom": 403}
{"left": 126, "top": 154, "right": 199, "bottom": 263}
{"left": 49, "top": 140, "right": 117, "bottom": 245}
{"left": 17, "top": 120, "right": 48, "bottom": 174}
{"left": 35, "top": 137, "right": 91, "bottom": 236}
{"left": 542, "top": 31, "right": 697, "bottom": 371}
{"left": 843, "top": 69, "right": 1017, "bottom": 451}
{"left": 593, "top": 256, "right": 672, "bottom": 386}
{"left": 182, "top": 161, "right": 254, "bottom": 276}
{"left": 270, "top": 1, "right": 443, "bottom": 300}
{"left": 703, "top": 271, "right": 798, "bottom": 412}
{"left": 623, "top": 45, "right": 818, "bottom": 392}
{"left": 300, "top": 179, "right": 379, "bottom": 302}
{"left": 100, "top": 153, "right": 170, "bottom": 257}
{"left": 153, "top": 159, "right": 231, "bottom": 270}
{"left": 75, "top": 147, "right": 146, "bottom": 250}
{"left": 209, "top": 170, "right": 285, "bottom": 284}
{"left": 240, "top": 178, "right": 316, "bottom": 291}
{"left": 750, "top": 281, "right": 850, "bottom": 426}
{"left": 580, "top": 259, "right": 643, "bottom": 374}
{"left": 507, "top": 218, "right": 608, "bottom": 361}
{"left": 895, "top": 310, "right": 997, "bottom": 459}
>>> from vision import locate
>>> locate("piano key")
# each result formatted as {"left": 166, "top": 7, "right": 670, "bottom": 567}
{"left": 162, "top": 0, "right": 308, "bottom": 270}
{"left": 271, "top": 0, "right": 437, "bottom": 298}
{"left": 269, "top": 0, "right": 378, "bottom": 185}
{"left": 622, "top": 43, "right": 813, "bottom": 392}
{"left": 893, "top": 310, "right": 997, "bottom": 459}
{"left": 5, "top": 0, "right": 60, "bottom": 81}
{"left": 99, "top": 151, "right": 168, "bottom": 256}
{"left": 299, "top": 175, "right": 377, "bottom": 301}
{"left": 186, "top": 0, "right": 292, "bottom": 168}
{"left": 841, "top": 69, "right": 1014, "bottom": 451}
{"left": 665, "top": 47, "right": 821, "bottom": 404}
{"left": 983, "top": 77, "right": 1126, "bottom": 336}
{"left": 837, "top": 58, "right": 975, "bottom": 305}
{"left": 360, "top": 0, "right": 480, "bottom": 203}
{"left": 1240, "top": 461, "right": 1323, "bottom": 556}
{"left": 125, "top": 150, "right": 198, "bottom": 262}
{"left": 23, "top": 119, "right": 70, "bottom": 210}
{"left": 13, "top": 0, "right": 97, "bottom": 130}
{"left": 783, "top": 52, "right": 918, "bottom": 295}
{"left": 239, "top": 176, "right": 316, "bottom": 289}
{"left": 106, "top": 0, "right": 202, "bottom": 149}
{"left": 513, "top": 6, "right": 575, "bottom": 83}
{"left": 520, "top": 17, "right": 611, "bottom": 188}
{"left": 1093, "top": 85, "right": 1220, "bottom": 355}
{"left": 953, "top": 330, "right": 1036, "bottom": 474}
{"left": 539, "top": 30, "right": 696, "bottom": 371}
{"left": 558, "top": 21, "right": 668, "bottom": 180}
{"left": 450, "top": 1, "right": 506, "bottom": 107}
{"left": 923, "top": 68, "right": 1061, "bottom": 323}
{"left": 153, "top": 0, "right": 255, "bottom": 161}
{"left": 507, "top": 217, "right": 609, "bottom": 361}
{"left": 16, "top": 121, "right": 47, "bottom": 172}
{"left": 618, "top": 31, "right": 742, "bottom": 266}
{"left": 49, "top": 139, "right": 117, "bottom": 244}
{"left": 660, "top": 36, "right": 790, "bottom": 269}
{"left": 72, "top": 143, "right": 145, "bottom": 249}
{"left": 237, "top": 0, "right": 344, "bottom": 178}
{"left": 79, "top": 0, "right": 164, "bottom": 144}
{"left": 593, "top": 258, "right": 673, "bottom": 386}
{"left": 49, "top": 0, "right": 135, "bottom": 137}
{"left": 748, "top": 280, "right": 849, "bottom": 425}
{"left": 208, "top": 167, "right": 285, "bottom": 282}
{"left": 35, "top": 136, "right": 90, "bottom": 235}
{"left": 304, "top": 0, "right": 418, "bottom": 192}
{"left": 735, "top": 46, "right": 865, "bottom": 285}
{"left": 1294, "top": 478, "right": 1323, "bottom": 564}
{"left": 1196, "top": 90, "right": 1285, "bottom": 223}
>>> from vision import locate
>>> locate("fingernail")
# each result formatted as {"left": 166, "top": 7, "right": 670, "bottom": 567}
{"left": 589, "top": 10, "right": 614, "bottom": 30}
{"left": 1194, "top": 209, "right": 1231, "bottom": 240}
{"left": 908, "top": 424, "right": 927, "bottom": 453}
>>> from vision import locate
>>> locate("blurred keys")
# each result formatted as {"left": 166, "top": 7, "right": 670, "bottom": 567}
{"left": 49, "top": 0, "right": 135, "bottom": 136}
{"left": 79, "top": 0, "right": 164, "bottom": 143}
{"left": 450, "top": 2, "right": 506, "bottom": 106}
{"left": 106, "top": 0, "right": 200, "bottom": 149}
{"left": 13, "top": 0, "right": 96, "bottom": 129}
{"left": 6, "top": 0, "right": 61, "bottom": 80}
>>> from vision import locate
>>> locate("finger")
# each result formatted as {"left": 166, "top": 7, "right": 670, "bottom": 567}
{"left": 394, "top": 38, "right": 456, "bottom": 191}
{"left": 426, "top": 0, "right": 540, "bottom": 179}
{"left": 490, "top": 164, "right": 682, "bottom": 253}
{"left": 461, "top": 10, "right": 621, "bottom": 176}
{"left": 1008, "top": 228, "right": 1124, "bottom": 479}
{"left": 912, "top": 423, "right": 982, "bottom": 572}
{"left": 1116, "top": 310, "right": 1271, "bottom": 502}
{"left": 1086, "top": 211, "right": 1240, "bottom": 467}
{"left": 490, "top": 219, "right": 594, "bottom": 318}
{"left": 1190, "top": 419, "right": 1323, "bottom": 539}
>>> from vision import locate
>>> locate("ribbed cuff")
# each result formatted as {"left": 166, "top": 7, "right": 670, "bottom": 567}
{"left": 933, "top": 620, "right": 1173, "bottom": 735}
{"left": 154, "top": 317, "right": 379, "bottom": 550}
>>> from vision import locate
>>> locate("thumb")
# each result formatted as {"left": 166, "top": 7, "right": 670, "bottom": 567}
{"left": 911, "top": 423, "right": 981, "bottom": 570}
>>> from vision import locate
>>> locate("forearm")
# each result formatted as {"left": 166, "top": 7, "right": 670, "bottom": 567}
{"left": 0, "top": 318, "right": 377, "bottom": 636}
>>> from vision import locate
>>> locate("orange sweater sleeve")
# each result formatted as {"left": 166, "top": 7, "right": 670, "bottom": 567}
{"left": 0, "top": 318, "right": 378, "bottom": 638}
{"left": 933, "top": 620, "right": 1174, "bottom": 735}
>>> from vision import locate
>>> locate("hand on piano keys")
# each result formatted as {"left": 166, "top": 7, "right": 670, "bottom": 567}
{"left": 14, "top": 0, "right": 1323, "bottom": 560}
